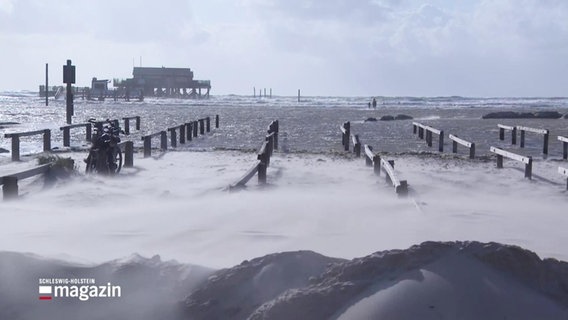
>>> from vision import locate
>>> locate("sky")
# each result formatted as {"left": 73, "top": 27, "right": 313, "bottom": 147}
{"left": 0, "top": 0, "right": 567, "bottom": 97}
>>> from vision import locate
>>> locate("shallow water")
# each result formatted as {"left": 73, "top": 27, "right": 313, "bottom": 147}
{"left": 1, "top": 93, "right": 568, "bottom": 160}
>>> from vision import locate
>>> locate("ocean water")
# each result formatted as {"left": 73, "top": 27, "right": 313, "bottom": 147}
{"left": 1, "top": 92, "right": 568, "bottom": 160}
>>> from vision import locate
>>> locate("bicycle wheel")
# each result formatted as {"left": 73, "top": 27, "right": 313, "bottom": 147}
{"left": 113, "top": 147, "right": 123, "bottom": 174}
{"left": 85, "top": 151, "right": 97, "bottom": 173}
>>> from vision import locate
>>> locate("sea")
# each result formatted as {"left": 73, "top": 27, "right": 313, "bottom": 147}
{"left": 1, "top": 91, "right": 568, "bottom": 161}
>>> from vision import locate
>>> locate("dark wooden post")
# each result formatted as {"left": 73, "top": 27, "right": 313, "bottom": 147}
{"left": 273, "top": 120, "right": 279, "bottom": 150}
{"left": 520, "top": 130, "right": 525, "bottom": 148}
{"left": 497, "top": 154, "right": 503, "bottom": 168}
{"left": 543, "top": 132, "right": 549, "bottom": 155}
{"left": 160, "top": 131, "right": 167, "bottom": 150}
{"left": 43, "top": 129, "right": 51, "bottom": 152}
{"left": 124, "top": 118, "right": 131, "bottom": 134}
{"left": 135, "top": 116, "right": 140, "bottom": 130}
{"left": 180, "top": 125, "right": 186, "bottom": 144}
{"left": 199, "top": 119, "right": 205, "bottom": 135}
{"left": 469, "top": 143, "right": 476, "bottom": 159}
{"left": 215, "top": 115, "right": 219, "bottom": 128}
{"left": 525, "top": 157, "right": 532, "bottom": 179}
{"left": 45, "top": 63, "right": 49, "bottom": 106}
{"left": 438, "top": 131, "right": 444, "bottom": 152}
{"left": 193, "top": 121, "right": 198, "bottom": 137}
{"left": 3, "top": 176, "right": 18, "bottom": 200}
{"left": 499, "top": 128, "right": 505, "bottom": 140}
{"left": 413, "top": 124, "right": 417, "bottom": 134}
{"left": 452, "top": 140, "right": 458, "bottom": 153}
{"left": 354, "top": 134, "right": 361, "bottom": 157}
{"left": 511, "top": 127, "right": 517, "bottom": 145}
{"left": 206, "top": 117, "right": 211, "bottom": 132}
{"left": 86, "top": 123, "right": 92, "bottom": 142}
{"left": 418, "top": 127, "right": 424, "bottom": 139}
{"left": 143, "top": 136, "right": 151, "bottom": 158}
{"left": 373, "top": 155, "right": 381, "bottom": 175}
{"left": 386, "top": 160, "right": 395, "bottom": 184}
{"left": 186, "top": 123, "right": 193, "bottom": 141}
{"left": 124, "top": 141, "right": 134, "bottom": 167}
{"left": 426, "top": 131, "right": 432, "bottom": 147}
{"left": 11, "top": 135, "right": 20, "bottom": 161}
{"left": 63, "top": 127, "right": 71, "bottom": 147}
{"left": 258, "top": 161, "right": 267, "bottom": 184}
{"left": 344, "top": 121, "right": 350, "bottom": 151}
{"left": 169, "top": 129, "right": 177, "bottom": 148}
{"left": 563, "top": 142, "right": 567, "bottom": 160}
{"left": 365, "top": 145, "right": 373, "bottom": 166}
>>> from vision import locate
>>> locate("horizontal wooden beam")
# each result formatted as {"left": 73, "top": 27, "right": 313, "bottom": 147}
{"left": 4, "top": 129, "right": 48, "bottom": 138}
{"left": 497, "top": 124, "right": 515, "bottom": 130}
{"left": 0, "top": 163, "right": 52, "bottom": 185}
{"left": 558, "top": 136, "right": 568, "bottom": 143}
{"left": 448, "top": 134, "right": 473, "bottom": 148}
{"left": 59, "top": 123, "right": 90, "bottom": 130}
{"left": 490, "top": 146, "right": 531, "bottom": 164}
{"left": 230, "top": 162, "right": 260, "bottom": 189}
{"left": 516, "top": 126, "right": 549, "bottom": 135}
{"left": 412, "top": 122, "right": 442, "bottom": 135}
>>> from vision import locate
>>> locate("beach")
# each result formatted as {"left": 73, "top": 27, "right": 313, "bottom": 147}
{"left": 1, "top": 93, "right": 568, "bottom": 319}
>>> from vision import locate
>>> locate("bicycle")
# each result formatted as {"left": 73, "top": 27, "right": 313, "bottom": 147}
{"left": 85, "top": 119, "right": 123, "bottom": 175}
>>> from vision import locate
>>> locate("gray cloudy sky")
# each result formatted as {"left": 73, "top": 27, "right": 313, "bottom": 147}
{"left": 0, "top": 0, "right": 567, "bottom": 96}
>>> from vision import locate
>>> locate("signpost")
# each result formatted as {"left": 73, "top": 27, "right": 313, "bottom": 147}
{"left": 63, "top": 59, "right": 75, "bottom": 124}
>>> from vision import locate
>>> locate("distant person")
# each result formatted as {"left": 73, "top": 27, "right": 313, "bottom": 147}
{"left": 368, "top": 102, "right": 371, "bottom": 109}
{"left": 372, "top": 98, "right": 377, "bottom": 109}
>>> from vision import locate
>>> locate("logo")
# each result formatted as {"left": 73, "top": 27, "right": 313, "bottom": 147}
{"left": 38, "top": 278, "right": 121, "bottom": 301}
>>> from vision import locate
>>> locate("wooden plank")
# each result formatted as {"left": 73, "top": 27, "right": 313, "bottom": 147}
{"left": 4, "top": 129, "right": 47, "bottom": 138}
{"left": 559, "top": 167, "right": 568, "bottom": 177}
{"left": 516, "top": 126, "right": 548, "bottom": 135}
{"left": 141, "top": 131, "right": 165, "bottom": 140}
{"left": 230, "top": 162, "right": 260, "bottom": 188}
{"left": 448, "top": 134, "right": 473, "bottom": 148}
{"left": 489, "top": 146, "right": 531, "bottom": 164}
{"left": 351, "top": 134, "right": 359, "bottom": 145}
{"left": 558, "top": 136, "right": 568, "bottom": 143}
{"left": 412, "top": 122, "right": 441, "bottom": 135}
{"left": 339, "top": 124, "right": 347, "bottom": 134}
{"left": 59, "top": 123, "right": 90, "bottom": 130}
{"left": 364, "top": 144, "right": 374, "bottom": 159}
{"left": 497, "top": 124, "right": 515, "bottom": 130}
{"left": 0, "top": 163, "right": 52, "bottom": 185}
{"left": 380, "top": 158, "right": 401, "bottom": 187}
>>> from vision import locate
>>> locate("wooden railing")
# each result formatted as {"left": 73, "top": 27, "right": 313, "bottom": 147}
{"left": 351, "top": 134, "right": 361, "bottom": 157}
{"left": 0, "top": 162, "right": 54, "bottom": 200}
{"left": 141, "top": 131, "right": 167, "bottom": 158}
{"left": 60, "top": 123, "right": 91, "bottom": 147}
{"left": 230, "top": 120, "right": 279, "bottom": 189}
{"left": 4, "top": 129, "right": 51, "bottom": 161}
{"left": 517, "top": 126, "right": 550, "bottom": 154}
{"left": 364, "top": 144, "right": 408, "bottom": 195}
{"left": 558, "top": 136, "right": 568, "bottom": 160}
{"left": 117, "top": 141, "right": 134, "bottom": 167}
{"left": 490, "top": 146, "right": 532, "bottom": 179}
{"left": 498, "top": 124, "right": 517, "bottom": 145}
{"left": 448, "top": 134, "right": 476, "bottom": 159}
{"left": 412, "top": 122, "right": 444, "bottom": 152}
{"left": 122, "top": 116, "right": 141, "bottom": 134}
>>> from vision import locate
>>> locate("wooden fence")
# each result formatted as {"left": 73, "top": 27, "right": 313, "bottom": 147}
{"left": 448, "top": 134, "right": 476, "bottom": 159}
{"left": 498, "top": 124, "right": 517, "bottom": 145}
{"left": 4, "top": 129, "right": 51, "bottom": 161}
{"left": 60, "top": 123, "right": 91, "bottom": 147}
{"left": 517, "top": 126, "right": 550, "bottom": 154}
{"left": 230, "top": 120, "right": 279, "bottom": 189}
{"left": 0, "top": 162, "right": 54, "bottom": 200}
{"left": 490, "top": 146, "right": 533, "bottom": 179}
{"left": 340, "top": 121, "right": 350, "bottom": 151}
{"left": 364, "top": 144, "right": 408, "bottom": 195}
{"left": 412, "top": 122, "right": 444, "bottom": 152}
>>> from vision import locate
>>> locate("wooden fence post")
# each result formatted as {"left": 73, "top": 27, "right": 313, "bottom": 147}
{"left": 160, "top": 131, "right": 167, "bottom": 150}
{"left": 438, "top": 130, "right": 444, "bottom": 152}
{"left": 520, "top": 129, "right": 525, "bottom": 148}
{"left": 215, "top": 115, "right": 219, "bottom": 128}
{"left": 469, "top": 143, "right": 476, "bottom": 159}
{"left": 373, "top": 155, "right": 381, "bottom": 175}
{"left": 3, "top": 176, "right": 18, "bottom": 200}
{"left": 136, "top": 116, "right": 141, "bottom": 130}
{"left": 512, "top": 127, "right": 517, "bottom": 145}
{"left": 11, "top": 135, "right": 20, "bottom": 161}
{"left": 63, "top": 127, "right": 71, "bottom": 147}
{"left": 43, "top": 129, "right": 51, "bottom": 152}
{"left": 206, "top": 117, "right": 211, "bottom": 132}
{"left": 124, "top": 118, "right": 131, "bottom": 135}
{"left": 143, "top": 136, "right": 151, "bottom": 158}
{"left": 86, "top": 123, "right": 92, "bottom": 142}
{"left": 186, "top": 123, "right": 193, "bottom": 141}
{"left": 525, "top": 157, "right": 533, "bottom": 179}
{"left": 124, "top": 141, "right": 134, "bottom": 167}
{"left": 180, "top": 125, "right": 186, "bottom": 144}
{"left": 199, "top": 119, "right": 205, "bottom": 135}
{"left": 169, "top": 129, "right": 177, "bottom": 148}
{"left": 543, "top": 132, "right": 549, "bottom": 155}
{"left": 499, "top": 127, "right": 505, "bottom": 140}
{"left": 344, "top": 121, "right": 350, "bottom": 151}
{"left": 193, "top": 121, "right": 198, "bottom": 137}
{"left": 497, "top": 154, "right": 503, "bottom": 168}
